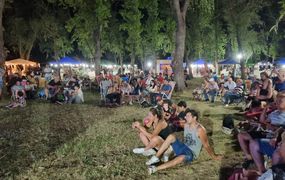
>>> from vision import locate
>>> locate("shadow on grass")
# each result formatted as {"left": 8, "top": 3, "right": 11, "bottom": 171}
{"left": 0, "top": 93, "right": 111, "bottom": 178}
{"left": 219, "top": 135, "right": 243, "bottom": 179}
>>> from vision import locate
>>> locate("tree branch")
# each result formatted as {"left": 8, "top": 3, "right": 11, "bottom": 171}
{"left": 182, "top": 0, "right": 190, "bottom": 17}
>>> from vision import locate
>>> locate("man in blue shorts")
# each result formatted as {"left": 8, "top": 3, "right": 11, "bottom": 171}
{"left": 146, "top": 109, "right": 222, "bottom": 174}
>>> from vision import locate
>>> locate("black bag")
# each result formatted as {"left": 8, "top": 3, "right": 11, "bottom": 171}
{"left": 223, "top": 115, "right": 234, "bottom": 129}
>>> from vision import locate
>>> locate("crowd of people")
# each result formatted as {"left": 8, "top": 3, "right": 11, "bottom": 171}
{"left": 0, "top": 65, "right": 84, "bottom": 109}
{"left": 1, "top": 62, "right": 285, "bottom": 179}
{"left": 129, "top": 66, "right": 285, "bottom": 179}
{"left": 98, "top": 72, "right": 176, "bottom": 107}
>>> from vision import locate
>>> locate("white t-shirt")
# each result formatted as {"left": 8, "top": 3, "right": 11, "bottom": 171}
{"left": 268, "top": 110, "right": 285, "bottom": 126}
{"left": 224, "top": 81, "right": 236, "bottom": 91}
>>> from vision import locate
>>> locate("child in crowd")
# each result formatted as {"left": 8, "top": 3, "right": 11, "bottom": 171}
{"left": 5, "top": 91, "right": 26, "bottom": 109}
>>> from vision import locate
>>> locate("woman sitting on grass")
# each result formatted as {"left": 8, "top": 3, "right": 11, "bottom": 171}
{"left": 146, "top": 109, "right": 222, "bottom": 174}
{"left": 132, "top": 107, "right": 173, "bottom": 156}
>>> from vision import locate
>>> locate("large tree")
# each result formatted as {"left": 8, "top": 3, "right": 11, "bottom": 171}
{"left": 60, "top": 0, "right": 111, "bottom": 74}
{"left": 120, "top": 0, "right": 143, "bottom": 71}
{"left": 172, "top": 0, "right": 190, "bottom": 91}
{"left": 38, "top": 13, "right": 73, "bottom": 60}
{"left": 4, "top": 0, "right": 48, "bottom": 60}
{"left": 0, "top": 0, "right": 5, "bottom": 66}
{"left": 223, "top": 0, "right": 265, "bottom": 79}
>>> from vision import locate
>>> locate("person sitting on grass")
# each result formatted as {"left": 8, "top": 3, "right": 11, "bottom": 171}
{"left": 5, "top": 91, "right": 26, "bottom": 109}
{"left": 105, "top": 82, "right": 121, "bottom": 106}
{"left": 169, "top": 100, "right": 187, "bottom": 132}
{"left": 223, "top": 79, "right": 244, "bottom": 107}
{"left": 121, "top": 81, "right": 133, "bottom": 105}
{"left": 11, "top": 80, "right": 26, "bottom": 100}
{"left": 146, "top": 108, "right": 222, "bottom": 174}
{"left": 229, "top": 131, "right": 285, "bottom": 180}
{"left": 237, "top": 91, "right": 285, "bottom": 174}
{"left": 203, "top": 78, "right": 219, "bottom": 103}
{"left": 44, "top": 76, "right": 62, "bottom": 102}
{"left": 68, "top": 85, "right": 84, "bottom": 104}
{"left": 132, "top": 107, "right": 173, "bottom": 157}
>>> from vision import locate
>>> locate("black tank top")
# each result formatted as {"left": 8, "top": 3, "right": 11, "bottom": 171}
{"left": 158, "top": 125, "right": 172, "bottom": 140}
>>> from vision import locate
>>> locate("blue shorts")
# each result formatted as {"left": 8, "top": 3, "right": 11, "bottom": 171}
{"left": 171, "top": 139, "right": 194, "bottom": 163}
{"left": 258, "top": 138, "right": 275, "bottom": 158}
{"left": 0, "top": 81, "right": 3, "bottom": 89}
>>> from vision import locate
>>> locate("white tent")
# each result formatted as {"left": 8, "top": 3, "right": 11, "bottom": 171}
{"left": 5, "top": 59, "right": 39, "bottom": 75}
{"left": 5, "top": 59, "right": 38, "bottom": 66}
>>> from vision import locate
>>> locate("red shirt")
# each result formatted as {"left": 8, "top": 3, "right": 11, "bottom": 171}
{"left": 157, "top": 75, "right": 164, "bottom": 84}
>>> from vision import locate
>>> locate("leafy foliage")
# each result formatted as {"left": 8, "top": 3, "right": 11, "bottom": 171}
{"left": 119, "top": 0, "right": 143, "bottom": 64}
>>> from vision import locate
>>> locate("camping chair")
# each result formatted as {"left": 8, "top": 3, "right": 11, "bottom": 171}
{"left": 161, "top": 81, "right": 176, "bottom": 100}
{"left": 100, "top": 80, "right": 111, "bottom": 101}
{"left": 231, "top": 83, "right": 248, "bottom": 107}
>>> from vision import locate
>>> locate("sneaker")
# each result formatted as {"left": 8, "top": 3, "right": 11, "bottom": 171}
{"left": 133, "top": 148, "right": 145, "bottom": 154}
{"left": 129, "top": 101, "right": 133, "bottom": 105}
{"left": 161, "top": 155, "right": 169, "bottom": 163}
{"left": 143, "top": 149, "right": 156, "bottom": 156}
{"left": 161, "top": 146, "right": 173, "bottom": 162}
{"left": 222, "top": 127, "right": 233, "bottom": 135}
{"left": 146, "top": 155, "right": 160, "bottom": 165}
{"left": 148, "top": 165, "right": 157, "bottom": 175}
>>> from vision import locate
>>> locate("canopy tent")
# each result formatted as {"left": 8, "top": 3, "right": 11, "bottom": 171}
{"left": 50, "top": 56, "right": 82, "bottom": 65}
{"left": 276, "top": 57, "right": 285, "bottom": 65}
{"left": 5, "top": 59, "right": 39, "bottom": 75}
{"left": 218, "top": 59, "right": 239, "bottom": 65}
{"left": 192, "top": 59, "right": 206, "bottom": 65}
{"left": 5, "top": 59, "right": 38, "bottom": 66}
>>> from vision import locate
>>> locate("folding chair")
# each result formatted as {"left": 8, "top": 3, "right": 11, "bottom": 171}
{"left": 161, "top": 81, "right": 176, "bottom": 100}
{"left": 100, "top": 80, "right": 111, "bottom": 101}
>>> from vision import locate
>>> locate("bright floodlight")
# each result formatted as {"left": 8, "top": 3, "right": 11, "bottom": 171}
{"left": 147, "top": 62, "right": 152, "bottom": 68}
{"left": 237, "top": 53, "right": 243, "bottom": 60}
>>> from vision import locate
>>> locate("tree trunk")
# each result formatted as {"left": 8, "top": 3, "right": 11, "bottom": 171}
{"left": 130, "top": 50, "right": 135, "bottom": 74}
{"left": 94, "top": 29, "right": 101, "bottom": 75}
{"left": 236, "top": 28, "right": 246, "bottom": 79}
{"left": 0, "top": 0, "right": 4, "bottom": 68}
{"left": 118, "top": 54, "right": 123, "bottom": 75}
{"left": 172, "top": 0, "right": 190, "bottom": 91}
{"left": 26, "top": 43, "right": 33, "bottom": 60}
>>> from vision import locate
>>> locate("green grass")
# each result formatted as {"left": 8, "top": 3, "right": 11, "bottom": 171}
{"left": 0, "top": 79, "right": 245, "bottom": 179}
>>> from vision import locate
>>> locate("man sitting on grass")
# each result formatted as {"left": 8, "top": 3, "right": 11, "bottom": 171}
{"left": 146, "top": 108, "right": 221, "bottom": 174}
{"left": 237, "top": 91, "right": 285, "bottom": 174}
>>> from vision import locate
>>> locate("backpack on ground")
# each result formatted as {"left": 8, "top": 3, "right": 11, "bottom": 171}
{"left": 222, "top": 115, "right": 234, "bottom": 135}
